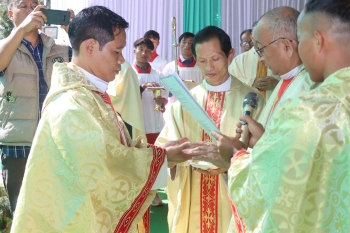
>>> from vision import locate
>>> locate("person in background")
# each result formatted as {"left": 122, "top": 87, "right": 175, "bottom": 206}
{"left": 0, "top": 0, "right": 73, "bottom": 215}
{"left": 229, "top": 21, "right": 280, "bottom": 101}
{"left": 162, "top": 32, "right": 205, "bottom": 122}
{"left": 239, "top": 28, "right": 253, "bottom": 52}
{"left": 144, "top": 30, "right": 168, "bottom": 72}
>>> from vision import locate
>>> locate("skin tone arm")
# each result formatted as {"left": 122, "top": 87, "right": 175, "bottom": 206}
{"left": 253, "top": 76, "right": 279, "bottom": 90}
{"left": 0, "top": 5, "right": 48, "bottom": 72}
{"left": 191, "top": 115, "right": 265, "bottom": 169}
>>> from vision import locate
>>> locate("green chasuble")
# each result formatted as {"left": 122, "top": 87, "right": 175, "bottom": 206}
{"left": 228, "top": 67, "right": 350, "bottom": 232}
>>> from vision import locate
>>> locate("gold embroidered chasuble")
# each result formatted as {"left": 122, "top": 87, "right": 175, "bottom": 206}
{"left": 155, "top": 77, "right": 265, "bottom": 233}
{"left": 228, "top": 67, "right": 350, "bottom": 232}
{"left": 107, "top": 61, "right": 146, "bottom": 140}
{"left": 11, "top": 62, "right": 166, "bottom": 233}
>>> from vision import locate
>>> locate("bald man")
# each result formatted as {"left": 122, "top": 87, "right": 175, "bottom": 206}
{"left": 201, "top": 0, "right": 350, "bottom": 231}
{"left": 252, "top": 7, "right": 315, "bottom": 127}
{"left": 229, "top": 22, "right": 280, "bottom": 101}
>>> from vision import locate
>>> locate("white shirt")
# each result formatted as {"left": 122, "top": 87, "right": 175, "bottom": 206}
{"left": 280, "top": 64, "right": 304, "bottom": 80}
{"left": 79, "top": 67, "right": 109, "bottom": 92}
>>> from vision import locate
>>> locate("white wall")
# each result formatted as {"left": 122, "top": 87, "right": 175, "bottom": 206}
{"left": 51, "top": 0, "right": 308, "bottom": 61}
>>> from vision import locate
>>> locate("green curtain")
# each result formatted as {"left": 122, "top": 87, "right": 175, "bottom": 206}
{"left": 183, "top": 0, "right": 221, "bottom": 34}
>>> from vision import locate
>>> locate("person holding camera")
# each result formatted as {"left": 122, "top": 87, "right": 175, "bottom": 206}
{"left": 0, "top": 0, "right": 73, "bottom": 215}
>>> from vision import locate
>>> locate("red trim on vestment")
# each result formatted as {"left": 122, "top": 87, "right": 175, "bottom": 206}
{"left": 149, "top": 52, "right": 158, "bottom": 62}
{"left": 177, "top": 56, "right": 196, "bottom": 67}
{"left": 134, "top": 63, "right": 152, "bottom": 74}
{"left": 200, "top": 91, "right": 226, "bottom": 233}
{"left": 273, "top": 77, "right": 295, "bottom": 108}
{"left": 114, "top": 144, "right": 166, "bottom": 233}
{"left": 94, "top": 91, "right": 127, "bottom": 146}
{"left": 142, "top": 207, "right": 151, "bottom": 233}
{"left": 230, "top": 200, "right": 246, "bottom": 233}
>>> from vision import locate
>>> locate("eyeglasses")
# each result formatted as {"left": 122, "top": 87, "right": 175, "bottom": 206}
{"left": 242, "top": 41, "right": 253, "bottom": 47}
{"left": 255, "top": 37, "right": 293, "bottom": 57}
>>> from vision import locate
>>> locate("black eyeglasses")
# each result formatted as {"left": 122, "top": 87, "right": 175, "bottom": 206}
{"left": 255, "top": 37, "right": 293, "bottom": 57}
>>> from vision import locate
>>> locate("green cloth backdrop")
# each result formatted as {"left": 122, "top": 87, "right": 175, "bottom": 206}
{"left": 183, "top": 0, "right": 221, "bottom": 34}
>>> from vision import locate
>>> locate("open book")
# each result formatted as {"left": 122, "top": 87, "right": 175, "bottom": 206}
{"left": 160, "top": 73, "right": 220, "bottom": 142}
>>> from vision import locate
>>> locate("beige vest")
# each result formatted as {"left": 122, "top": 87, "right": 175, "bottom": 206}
{"left": 0, "top": 33, "right": 69, "bottom": 146}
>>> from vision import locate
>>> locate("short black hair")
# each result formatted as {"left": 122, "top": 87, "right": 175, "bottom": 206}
{"left": 240, "top": 29, "right": 252, "bottom": 42}
{"left": 178, "top": 32, "right": 195, "bottom": 44}
{"left": 68, "top": 6, "right": 129, "bottom": 54}
{"left": 133, "top": 38, "right": 154, "bottom": 51}
{"left": 144, "top": 30, "right": 160, "bottom": 40}
{"left": 191, "top": 26, "right": 232, "bottom": 58}
{"left": 305, "top": 0, "right": 350, "bottom": 23}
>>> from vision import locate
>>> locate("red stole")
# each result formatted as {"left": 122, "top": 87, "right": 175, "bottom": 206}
{"left": 149, "top": 52, "right": 158, "bottom": 62}
{"left": 200, "top": 91, "right": 226, "bottom": 233}
{"left": 94, "top": 91, "right": 165, "bottom": 233}
{"left": 273, "top": 77, "right": 295, "bottom": 108}
{"left": 177, "top": 56, "right": 196, "bottom": 67}
{"left": 134, "top": 63, "right": 152, "bottom": 74}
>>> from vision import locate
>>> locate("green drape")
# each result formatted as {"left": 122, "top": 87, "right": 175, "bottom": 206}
{"left": 183, "top": 0, "right": 221, "bottom": 34}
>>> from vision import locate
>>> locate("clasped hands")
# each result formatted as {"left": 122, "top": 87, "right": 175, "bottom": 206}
{"left": 165, "top": 116, "right": 265, "bottom": 175}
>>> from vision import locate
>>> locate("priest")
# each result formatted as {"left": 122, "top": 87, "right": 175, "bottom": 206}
{"left": 11, "top": 6, "right": 203, "bottom": 233}
{"left": 155, "top": 26, "right": 264, "bottom": 233}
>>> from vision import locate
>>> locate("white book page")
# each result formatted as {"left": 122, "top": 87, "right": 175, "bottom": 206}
{"left": 161, "top": 72, "right": 220, "bottom": 142}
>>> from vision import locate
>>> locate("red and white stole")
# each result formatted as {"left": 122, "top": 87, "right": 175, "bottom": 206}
{"left": 200, "top": 91, "right": 226, "bottom": 233}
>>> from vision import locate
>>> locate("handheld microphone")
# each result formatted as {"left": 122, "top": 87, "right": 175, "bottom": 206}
{"left": 241, "top": 92, "right": 259, "bottom": 147}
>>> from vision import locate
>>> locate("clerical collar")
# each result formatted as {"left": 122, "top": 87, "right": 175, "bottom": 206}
{"left": 79, "top": 67, "right": 108, "bottom": 93}
{"left": 205, "top": 76, "right": 232, "bottom": 92}
{"left": 280, "top": 64, "right": 303, "bottom": 80}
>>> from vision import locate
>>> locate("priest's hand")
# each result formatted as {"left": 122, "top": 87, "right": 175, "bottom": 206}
{"left": 192, "top": 167, "right": 228, "bottom": 175}
{"left": 165, "top": 138, "right": 204, "bottom": 167}
{"left": 253, "top": 76, "right": 279, "bottom": 90}
{"left": 189, "top": 142, "right": 232, "bottom": 169}
{"left": 141, "top": 82, "right": 160, "bottom": 90}
{"left": 236, "top": 116, "right": 265, "bottom": 148}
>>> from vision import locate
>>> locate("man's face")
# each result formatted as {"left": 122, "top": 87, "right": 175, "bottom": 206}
{"left": 8, "top": 0, "right": 41, "bottom": 27}
{"left": 240, "top": 32, "right": 253, "bottom": 52}
{"left": 297, "top": 11, "right": 323, "bottom": 82}
{"left": 92, "top": 28, "right": 126, "bottom": 82}
{"left": 149, "top": 37, "right": 159, "bottom": 52}
{"left": 252, "top": 23, "right": 285, "bottom": 75}
{"left": 195, "top": 37, "right": 234, "bottom": 86}
{"left": 180, "top": 36, "right": 194, "bottom": 58}
{"left": 134, "top": 43, "right": 152, "bottom": 64}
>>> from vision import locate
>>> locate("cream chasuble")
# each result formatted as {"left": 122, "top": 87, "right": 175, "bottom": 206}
{"left": 107, "top": 61, "right": 146, "bottom": 140}
{"left": 11, "top": 62, "right": 166, "bottom": 233}
{"left": 228, "top": 67, "right": 350, "bottom": 232}
{"left": 228, "top": 47, "right": 280, "bottom": 101}
{"left": 156, "top": 76, "right": 264, "bottom": 233}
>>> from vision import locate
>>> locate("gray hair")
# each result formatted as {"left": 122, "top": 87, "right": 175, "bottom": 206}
{"left": 260, "top": 6, "right": 300, "bottom": 41}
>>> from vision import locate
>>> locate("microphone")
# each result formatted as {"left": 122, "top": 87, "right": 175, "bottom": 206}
{"left": 241, "top": 92, "right": 259, "bottom": 147}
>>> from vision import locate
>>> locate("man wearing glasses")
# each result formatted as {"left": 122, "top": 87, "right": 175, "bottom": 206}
{"left": 239, "top": 29, "right": 253, "bottom": 53}
{"left": 229, "top": 22, "right": 280, "bottom": 101}
{"left": 251, "top": 6, "right": 315, "bottom": 127}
